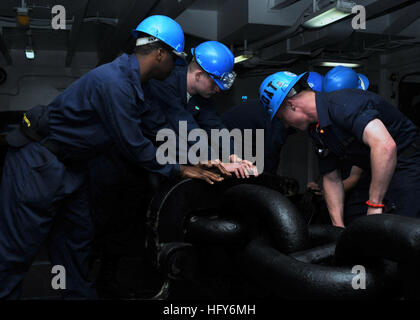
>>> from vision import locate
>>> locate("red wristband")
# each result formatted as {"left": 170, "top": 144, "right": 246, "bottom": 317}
{"left": 366, "top": 200, "right": 385, "bottom": 208}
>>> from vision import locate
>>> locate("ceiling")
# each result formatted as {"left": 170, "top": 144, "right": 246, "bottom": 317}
{"left": 0, "top": 0, "right": 419, "bottom": 69}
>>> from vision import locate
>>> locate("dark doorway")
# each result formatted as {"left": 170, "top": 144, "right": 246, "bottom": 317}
{"left": 399, "top": 73, "right": 420, "bottom": 128}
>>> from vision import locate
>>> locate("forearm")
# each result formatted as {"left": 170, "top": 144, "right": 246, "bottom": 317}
{"left": 369, "top": 144, "right": 396, "bottom": 204}
{"left": 343, "top": 176, "right": 358, "bottom": 192}
{"left": 323, "top": 171, "right": 345, "bottom": 227}
{"left": 362, "top": 119, "right": 397, "bottom": 206}
{"left": 342, "top": 166, "right": 364, "bottom": 192}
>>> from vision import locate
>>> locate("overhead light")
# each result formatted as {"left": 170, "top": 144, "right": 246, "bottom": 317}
{"left": 25, "top": 47, "right": 35, "bottom": 60}
{"left": 25, "top": 30, "right": 34, "bottom": 60}
{"left": 303, "top": 0, "right": 356, "bottom": 28}
{"left": 317, "top": 61, "right": 361, "bottom": 68}
{"left": 234, "top": 54, "right": 253, "bottom": 64}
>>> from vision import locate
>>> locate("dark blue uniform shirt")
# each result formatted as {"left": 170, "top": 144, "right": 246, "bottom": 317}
{"left": 221, "top": 99, "right": 292, "bottom": 174}
{"left": 310, "top": 89, "right": 419, "bottom": 175}
{"left": 47, "top": 53, "right": 179, "bottom": 178}
{"left": 148, "top": 65, "right": 235, "bottom": 160}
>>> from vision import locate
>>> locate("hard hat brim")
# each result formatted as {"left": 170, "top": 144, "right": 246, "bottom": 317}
{"left": 357, "top": 74, "right": 370, "bottom": 91}
{"left": 173, "top": 50, "right": 188, "bottom": 66}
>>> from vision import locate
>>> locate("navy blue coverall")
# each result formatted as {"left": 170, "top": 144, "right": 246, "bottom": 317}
{"left": 87, "top": 95, "right": 170, "bottom": 277}
{"left": 310, "top": 89, "right": 420, "bottom": 218}
{"left": 87, "top": 64, "right": 234, "bottom": 295}
{"left": 0, "top": 54, "right": 179, "bottom": 299}
{"left": 148, "top": 65, "right": 235, "bottom": 162}
{"left": 221, "top": 99, "right": 291, "bottom": 174}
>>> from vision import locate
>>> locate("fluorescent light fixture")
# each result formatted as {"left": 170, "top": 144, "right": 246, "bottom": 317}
{"left": 25, "top": 46, "right": 34, "bottom": 59}
{"left": 234, "top": 54, "right": 253, "bottom": 64}
{"left": 25, "top": 29, "right": 34, "bottom": 60}
{"left": 318, "top": 61, "right": 361, "bottom": 68}
{"left": 303, "top": 0, "right": 356, "bottom": 28}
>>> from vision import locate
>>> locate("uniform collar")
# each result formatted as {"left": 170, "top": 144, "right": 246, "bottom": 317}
{"left": 315, "top": 91, "right": 332, "bottom": 128}
{"left": 127, "top": 54, "right": 145, "bottom": 101}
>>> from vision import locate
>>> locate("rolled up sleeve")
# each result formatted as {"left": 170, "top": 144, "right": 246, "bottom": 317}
{"left": 331, "top": 99, "right": 380, "bottom": 143}
{"left": 318, "top": 152, "right": 340, "bottom": 175}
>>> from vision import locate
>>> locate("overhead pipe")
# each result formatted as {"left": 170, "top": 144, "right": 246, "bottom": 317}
{"left": 245, "top": 0, "right": 417, "bottom": 62}
{"left": 0, "top": 16, "right": 118, "bottom": 30}
{"left": 271, "top": 0, "right": 301, "bottom": 10}
{"left": 66, "top": 0, "right": 91, "bottom": 67}
{"left": 146, "top": 0, "right": 198, "bottom": 18}
{"left": 383, "top": 1, "right": 420, "bottom": 34}
{"left": 239, "top": 6, "right": 310, "bottom": 52}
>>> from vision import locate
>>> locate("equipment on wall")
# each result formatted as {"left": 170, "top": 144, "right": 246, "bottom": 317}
{"left": 16, "top": 1, "right": 31, "bottom": 28}
{"left": 0, "top": 67, "right": 7, "bottom": 85}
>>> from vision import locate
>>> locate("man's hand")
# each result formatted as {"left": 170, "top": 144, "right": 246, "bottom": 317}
{"left": 367, "top": 206, "right": 383, "bottom": 215}
{"left": 228, "top": 154, "right": 259, "bottom": 178}
{"left": 221, "top": 162, "right": 259, "bottom": 178}
{"left": 179, "top": 165, "right": 224, "bottom": 185}
{"left": 343, "top": 166, "right": 363, "bottom": 192}
{"left": 196, "top": 159, "right": 232, "bottom": 177}
{"left": 229, "top": 154, "right": 242, "bottom": 164}
{"left": 307, "top": 181, "right": 322, "bottom": 196}
{"left": 333, "top": 221, "right": 346, "bottom": 228}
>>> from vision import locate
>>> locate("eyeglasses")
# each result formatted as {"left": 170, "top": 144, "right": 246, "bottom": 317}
{"left": 286, "top": 80, "right": 307, "bottom": 99}
{"left": 207, "top": 70, "right": 237, "bottom": 90}
{"left": 191, "top": 55, "right": 237, "bottom": 90}
{"left": 276, "top": 87, "right": 300, "bottom": 111}
{"left": 286, "top": 87, "right": 299, "bottom": 99}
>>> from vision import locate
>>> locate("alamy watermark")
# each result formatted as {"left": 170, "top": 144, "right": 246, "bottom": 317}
{"left": 51, "top": 265, "right": 66, "bottom": 290}
{"left": 51, "top": 5, "right": 66, "bottom": 30}
{"left": 351, "top": 265, "right": 366, "bottom": 290}
{"left": 351, "top": 5, "right": 366, "bottom": 30}
{"left": 49, "top": 4, "right": 367, "bottom": 33}
{"left": 155, "top": 121, "right": 265, "bottom": 173}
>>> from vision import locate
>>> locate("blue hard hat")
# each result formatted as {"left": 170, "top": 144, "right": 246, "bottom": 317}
{"left": 307, "top": 71, "right": 324, "bottom": 92}
{"left": 357, "top": 73, "right": 369, "bottom": 91}
{"left": 323, "top": 65, "right": 359, "bottom": 92}
{"left": 191, "top": 41, "right": 236, "bottom": 91}
{"left": 131, "top": 15, "right": 187, "bottom": 64}
{"left": 259, "top": 71, "right": 307, "bottom": 120}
